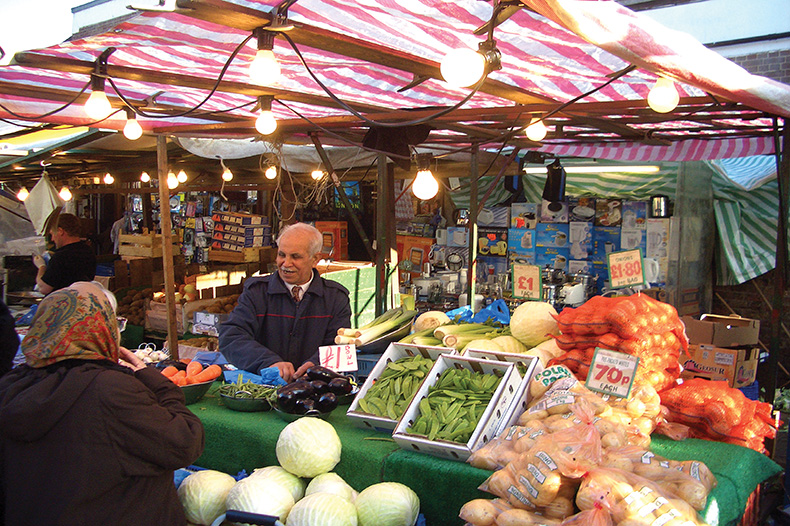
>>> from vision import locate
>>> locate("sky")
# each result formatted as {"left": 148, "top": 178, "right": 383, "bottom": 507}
{"left": 0, "top": 0, "right": 86, "bottom": 65}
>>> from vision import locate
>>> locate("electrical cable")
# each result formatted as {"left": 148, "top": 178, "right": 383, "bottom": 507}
{"left": 106, "top": 33, "right": 254, "bottom": 119}
{"left": 280, "top": 31, "right": 486, "bottom": 129}
{"left": 0, "top": 79, "right": 92, "bottom": 120}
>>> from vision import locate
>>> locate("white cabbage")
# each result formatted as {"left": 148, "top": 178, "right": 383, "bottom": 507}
{"left": 276, "top": 418, "right": 342, "bottom": 478}
{"left": 177, "top": 469, "right": 236, "bottom": 526}
{"left": 248, "top": 465, "right": 306, "bottom": 502}
{"left": 305, "top": 472, "right": 356, "bottom": 502}
{"left": 490, "top": 335, "right": 528, "bottom": 354}
{"left": 225, "top": 476, "right": 295, "bottom": 523}
{"left": 286, "top": 492, "right": 358, "bottom": 526}
{"left": 355, "top": 482, "right": 420, "bottom": 526}
{"left": 509, "top": 301, "right": 559, "bottom": 348}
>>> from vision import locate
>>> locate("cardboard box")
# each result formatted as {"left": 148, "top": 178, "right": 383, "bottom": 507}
{"left": 510, "top": 203, "right": 539, "bottom": 229}
{"left": 680, "top": 344, "right": 759, "bottom": 388}
{"left": 211, "top": 211, "right": 268, "bottom": 226}
{"left": 392, "top": 354, "right": 522, "bottom": 462}
{"left": 682, "top": 314, "right": 760, "bottom": 348}
{"left": 477, "top": 227, "right": 508, "bottom": 257}
{"left": 346, "top": 343, "right": 453, "bottom": 433}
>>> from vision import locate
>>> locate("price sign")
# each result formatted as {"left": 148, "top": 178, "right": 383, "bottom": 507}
{"left": 512, "top": 263, "right": 542, "bottom": 300}
{"left": 607, "top": 249, "right": 646, "bottom": 289}
{"left": 319, "top": 344, "right": 358, "bottom": 373}
{"left": 585, "top": 347, "right": 639, "bottom": 398}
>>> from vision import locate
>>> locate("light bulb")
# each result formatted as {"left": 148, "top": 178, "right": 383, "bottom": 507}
{"left": 176, "top": 170, "right": 188, "bottom": 183}
{"left": 440, "top": 47, "right": 486, "bottom": 88}
{"left": 525, "top": 117, "right": 548, "bottom": 142}
{"left": 311, "top": 170, "right": 324, "bottom": 181}
{"left": 16, "top": 187, "right": 29, "bottom": 201}
{"left": 265, "top": 165, "right": 277, "bottom": 180}
{"left": 255, "top": 110, "right": 278, "bottom": 135}
{"left": 167, "top": 172, "right": 178, "bottom": 189}
{"left": 123, "top": 115, "right": 143, "bottom": 140}
{"left": 140, "top": 171, "right": 150, "bottom": 183}
{"left": 412, "top": 169, "right": 439, "bottom": 200}
{"left": 222, "top": 168, "right": 233, "bottom": 181}
{"left": 84, "top": 89, "right": 112, "bottom": 120}
{"left": 648, "top": 77, "right": 679, "bottom": 113}
{"left": 249, "top": 49, "right": 281, "bottom": 85}
{"left": 103, "top": 173, "right": 114, "bottom": 184}
{"left": 59, "top": 186, "right": 73, "bottom": 201}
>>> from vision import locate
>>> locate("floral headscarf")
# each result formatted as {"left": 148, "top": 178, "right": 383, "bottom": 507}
{"left": 22, "top": 281, "right": 120, "bottom": 368}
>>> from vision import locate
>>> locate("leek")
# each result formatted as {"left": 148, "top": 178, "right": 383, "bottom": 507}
{"left": 442, "top": 331, "right": 501, "bottom": 350}
{"left": 338, "top": 307, "right": 405, "bottom": 337}
{"left": 433, "top": 323, "right": 494, "bottom": 341}
{"left": 410, "top": 336, "right": 443, "bottom": 346}
{"left": 354, "top": 308, "right": 418, "bottom": 346}
{"left": 399, "top": 327, "right": 437, "bottom": 344}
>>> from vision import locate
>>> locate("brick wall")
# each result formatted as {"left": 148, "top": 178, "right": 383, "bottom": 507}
{"left": 728, "top": 50, "right": 790, "bottom": 85}
{"left": 712, "top": 269, "right": 790, "bottom": 392}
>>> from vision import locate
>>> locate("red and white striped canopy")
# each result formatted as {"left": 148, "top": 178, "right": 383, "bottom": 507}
{"left": 0, "top": 0, "right": 787, "bottom": 162}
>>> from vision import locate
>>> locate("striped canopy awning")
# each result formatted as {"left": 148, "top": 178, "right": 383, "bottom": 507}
{"left": 0, "top": 0, "right": 787, "bottom": 162}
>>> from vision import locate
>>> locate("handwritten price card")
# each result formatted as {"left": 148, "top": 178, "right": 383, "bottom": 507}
{"left": 319, "top": 344, "right": 358, "bottom": 373}
{"left": 607, "top": 249, "right": 646, "bottom": 289}
{"left": 512, "top": 263, "right": 542, "bottom": 300}
{"left": 585, "top": 347, "right": 639, "bottom": 398}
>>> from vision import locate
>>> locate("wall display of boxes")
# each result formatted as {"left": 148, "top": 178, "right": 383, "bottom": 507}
{"left": 595, "top": 199, "right": 623, "bottom": 227}
{"left": 568, "top": 221, "right": 593, "bottom": 260}
{"left": 568, "top": 197, "right": 597, "bottom": 222}
{"left": 646, "top": 218, "right": 670, "bottom": 258}
{"left": 622, "top": 200, "right": 648, "bottom": 230}
{"left": 620, "top": 229, "right": 646, "bottom": 253}
{"left": 477, "top": 206, "right": 510, "bottom": 228}
{"left": 539, "top": 199, "right": 568, "bottom": 223}
{"left": 591, "top": 226, "right": 621, "bottom": 264}
{"left": 446, "top": 227, "right": 469, "bottom": 248}
{"left": 510, "top": 203, "right": 539, "bottom": 229}
{"left": 477, "top": 227, "right": 508, "bottom": 257}
{"left": 535, "top": 223, "right": 570, "bottom": 248}
{"left": 536, "top": 246, "right": 570, "bottom": 271}
{"left": 476, "top": 255, "right": 510, "bottom": 283}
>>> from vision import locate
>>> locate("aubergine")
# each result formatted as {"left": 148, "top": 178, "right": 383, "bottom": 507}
{"left": 309, "top": 380, "right": 330, "bottom": 395}
{"left": 155, "top": 359, "right": 187, "bottom": 371}
{"left": 304, "top": 365, "right": 343, "bottom": 383}
{"left": 315, "top": 392, "right": 338, "bottom": 413}
{"left": 293, "top": 397, "right": 316, "bottom": 414}
{"left": 328, "top": 377, "right": 354, "bottom": 396}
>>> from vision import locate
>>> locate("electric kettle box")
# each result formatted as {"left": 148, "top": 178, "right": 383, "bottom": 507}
{"left": 510, "top": 203, "right": 539, "bottom": 229}
{"left": 477, "top": 228, "right": 508, "bottom": 257}
{"left": 621, "top": 200, "right": 647, "bottom": 230}
{"left": 681, "top": 314, "right": 760, "bottom": 348}
{"left": 535, "top": 223, "right": 570, "bottom": 248}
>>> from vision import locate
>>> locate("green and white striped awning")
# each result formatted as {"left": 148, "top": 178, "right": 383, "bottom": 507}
{"left": 449, "top": 156, "right": 784, "bottom": 286}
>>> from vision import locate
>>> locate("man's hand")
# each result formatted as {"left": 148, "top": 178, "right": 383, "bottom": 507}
{"left": 32, "top": 255, "right": 46, "bottom": 269}
{"left": 294, "top": 361, "right": 315, "bottom": 380}
{"left": 273, "top": 361, "right": 296, "bottom": 383}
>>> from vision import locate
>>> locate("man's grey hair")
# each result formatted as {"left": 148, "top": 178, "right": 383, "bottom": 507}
{"left": 276, "top": 223, "right": 323, "bottom": 257}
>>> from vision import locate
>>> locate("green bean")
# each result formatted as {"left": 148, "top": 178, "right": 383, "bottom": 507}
{"left": 218, "top": 381, "right": 278, "bottom": 402}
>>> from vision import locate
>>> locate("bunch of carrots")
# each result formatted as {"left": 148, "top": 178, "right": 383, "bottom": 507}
{"left": 161, "top": 360, "right": 222, "bottom": 386}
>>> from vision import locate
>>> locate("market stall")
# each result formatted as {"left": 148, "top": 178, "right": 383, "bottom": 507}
{"left": 190, "top": 385, "right": 781, "bottom": 526}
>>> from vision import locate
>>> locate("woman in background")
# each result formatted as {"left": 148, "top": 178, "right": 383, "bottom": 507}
{"left": 0, "top": 281, "right": 204, "bottom": 525}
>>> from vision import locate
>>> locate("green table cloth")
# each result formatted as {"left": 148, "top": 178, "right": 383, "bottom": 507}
{"left": 191, "top": 385, "right": 781, "bottom": 526}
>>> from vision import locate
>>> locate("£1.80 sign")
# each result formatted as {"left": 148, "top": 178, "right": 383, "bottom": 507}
{"left": 585, "top": 347, "right": 639, "bottom": 398}
{"left": 319, "top": 344, "right": 358, "bottom": 373}
{"left": 607, "top": 249, "right": 646, "bottom": 289}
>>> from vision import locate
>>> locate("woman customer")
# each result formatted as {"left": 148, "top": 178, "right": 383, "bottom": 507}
{"left": 0, "top": 281, "right": 204, "bottom": 525}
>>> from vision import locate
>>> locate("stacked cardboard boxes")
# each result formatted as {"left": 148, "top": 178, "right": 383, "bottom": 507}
{"left": 680, "top": 314, "right": 760, "bottom": 388}
{"left": 315, "top": 221, "right": 349, "bottom": 260}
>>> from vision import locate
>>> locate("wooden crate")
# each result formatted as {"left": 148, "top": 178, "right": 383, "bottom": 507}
{"left": 145, "top": 297, "right": 217, "bottom": 334}
{"left": 119, "top": 234, "right": 178, "bottom": 258}
{"left": 208, "top": 247, "right": 262, "bottom": 263}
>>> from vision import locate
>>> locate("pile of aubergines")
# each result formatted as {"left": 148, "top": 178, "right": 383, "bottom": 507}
{"left": 275, "top": 366, "right": 355, "bottom": 415}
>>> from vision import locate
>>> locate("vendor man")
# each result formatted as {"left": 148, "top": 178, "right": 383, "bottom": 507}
{"left": 33, "top": 213, "right": 97, "bottom": 295}
{"left": 219, "top": 223, "right": 351, "bottom": 382}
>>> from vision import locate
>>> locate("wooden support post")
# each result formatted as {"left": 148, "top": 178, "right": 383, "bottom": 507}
{"left": 466, "top": 145, "right": 479, "bottom": 303}
{"left": 156, "top": 135, "right": 179, "bottom": 359}
{"left": 375, "top": 154, "right": 395, "bottom": 316}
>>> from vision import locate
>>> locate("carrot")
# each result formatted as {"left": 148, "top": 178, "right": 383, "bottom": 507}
{"left": 191, "top": 364, "right": 222, "bottom": 383}
{"left": 161, "top": 365, "right": 179, "bottom": 378}
{"left": 180, "top": 358, "right": 191, "bottom": 364}
{"left": 171, "top": 370, "right": 187, "bottom": 385}
{"left": 186, "top": 360, "right": 203, "bottom": 377}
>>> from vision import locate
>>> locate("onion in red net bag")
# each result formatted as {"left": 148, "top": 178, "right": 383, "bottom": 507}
{"left": 659, "top": 378, "right": 777, "bottom": 452}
